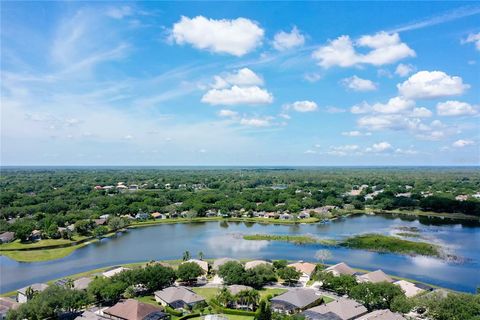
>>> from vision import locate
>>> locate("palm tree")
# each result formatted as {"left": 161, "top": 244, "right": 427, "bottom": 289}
{"left": 25, "top": 286, "right": 36, "bottom": 301}
{"left": 198, "top": 251, "right": 204, "bottom": 260}
{"left": 65, "top": 278, "right": 74, "bottom": 289}
{"left": 182, "top": 250, "right": 190, "bottom": 261}
{"left": 216, "top": 287, "right": 233, "bottom": 307}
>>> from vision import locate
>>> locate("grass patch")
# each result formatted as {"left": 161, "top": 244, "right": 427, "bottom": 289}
{"left": 191, "top": 287, "right": 219, "bottom": 301}
{"left": 339, "top": 233, "right": 440, "bottom": 257}
{"left": 258, "top": 288, "right": 287, "bottom": 299}
{"left": 243, "top": 234, "right": 336, "bottom": 246}
{"left": 322, "top": 295, "right": 335, "bottom": 304}
{"left": 396, "top": 232, "right": 422, "bottom": 238}
{"left": 0, "top": 236, "right": 88, "bottom": 250}
{"left": 136, "top": 295, "right": 161, "bottom": 306}
{"left": 0, "top": 243, "right": 86, "bottom": 262}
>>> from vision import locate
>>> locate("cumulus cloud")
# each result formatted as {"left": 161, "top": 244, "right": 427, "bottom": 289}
{"left": 239, "top": 117, "right": 272, "bottom": 127}
{"left": 342, "top": 130, "right": 371, "bottom": 137}
{"left": 341, "top": 75, "right": 377, "bottom": 91}
{"left": 436, "top": 100, "right": 478, "bottom": 116}
{"left": 312, "top": 32, "right": 415, "bottom": 68}
{"left": 201, "top": 85, "right": 273, "bottom": 106}
{"left": 395, "top": 148, "right": 418, "bottom": 155}
{"left": 285, "top": 100, "right": 318, "bottom": 112}
{"left": 171, "top": 16, "right": 264, "bottom": 56}
{"left": 366, "top": 141, "right": 393, "bottom": 153}
{"left": 211, "top": 68, "right": 263, "bottom": 89}
{"left": 327, "top": 144, "right": 360, "bottom": 156}
{"left": 462, "top": 32, "right": 480, "bottom": 51}
{"left": 273, "top": 26, "right": 305, "bottom": 51}
{"left": 304, "top": 73, "right": 322, "bottom": 83}
{"left": 395, "top": 63, "right": 415, "bottom": 77}
{"left": 397, "top": 71, "right": 470, "bottom": 99}
{"left": 452, "top": 139, "right": 475, "bottom": 148}
{"left": 351, "top": 96, "right": 415, "bottom": 114}
{"left": 218, "top": 109, "right": 239, "bottom": 118}
{"left": 412, "top": 107, "right": 433, "bottom": 118}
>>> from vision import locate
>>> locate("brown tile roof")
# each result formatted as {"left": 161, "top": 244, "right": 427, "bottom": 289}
{"left": 288, "top": 262, "right": 317, "bottom": 276}
{"left": 103, "top": 299, "right": 163, "bottom": 320}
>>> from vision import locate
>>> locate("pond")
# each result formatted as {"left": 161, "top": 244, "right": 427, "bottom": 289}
{"left": 1, "top": 214, "right": 479, "bottom": 293}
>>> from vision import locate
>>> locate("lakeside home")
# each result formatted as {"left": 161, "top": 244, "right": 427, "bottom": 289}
{"left": 288, "top": 261, "right": 317, "bottom": 282}
{"left": 356, "top": 309, "right": 406, "bottom": 320}
{"left": 212, "top": 257, "right": 239, "bottom": 271}
{"left": 357, "top": 270, "right": 393, "bottom": 284}
{"left": 154, "top": 286, "right": 205, "bottom": 309}
{"left": 302, "top": 298, "right": 368, "bottom": 320}
{"left": 103, "top": 299, "right": 168, "bottom": 320}
{"left": 17, "top": 283, "right": 49, "bottom": 303}
{"left": 271, "top": 288, "right": 323, "bottom": 314}
{"left": 103, "top": 267, "right": 131, "bottom": 278}
{"left": 0, "top": 297, "right": 19, "bottom": 320}
{"left": 324, "top": 262, "right": 356, "bottom": 277}
{"left": 244, "top": 260, "right": 272, "bottom": 270}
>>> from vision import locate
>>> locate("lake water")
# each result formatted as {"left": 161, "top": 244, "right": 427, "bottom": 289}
{"left": 1, "top": 214, "right": 479, "bottom": 293}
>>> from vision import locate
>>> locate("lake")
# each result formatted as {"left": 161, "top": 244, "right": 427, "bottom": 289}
{"left": 1, "top": 214, "right": 479, "bottom": 293}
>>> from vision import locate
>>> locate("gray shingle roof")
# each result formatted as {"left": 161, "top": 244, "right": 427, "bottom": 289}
{"left": 154, "top": 286, "right": 205, "bottom": 305}
{"left": 271, "top": 289, "right": 323, "bottom": 309}
{"left": 18, "top": 283, "right": 49, "bottom": 295}
{"left": 304, "top": 298, "right": 368, "bottom": 320}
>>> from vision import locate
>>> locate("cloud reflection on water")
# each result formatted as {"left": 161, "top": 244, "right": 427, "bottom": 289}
{"left": 206, "top": 233, "right": 269, "bottom": 253}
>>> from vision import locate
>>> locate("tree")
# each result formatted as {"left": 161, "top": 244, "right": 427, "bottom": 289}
{"left": 182, "top": 250, "right": 191, "bottom": 261}
{"left": 315, "top": 249, "right": 331, "bottom": 266}
{"left": 177, "top": 262, "right": 204, "bottom": 283}
{"left": 236, "top": 289, "right": 260, "bottom": 310}
{"left": 218, "top": 261, "right": 246, "bottom": 285}
{"left": 273, "top": 260, "right": 288, "bottom": 270}
{"left": 349, "top": 282, "right": 405, "bottom": 311}
{"left": 93, "top": 225, "right": 108, "bottom": 237}
{"left": 216, "top": 287, "right": 234, "bottom": 307}
{"left": 317, "top": 272, "right": 357, "bottom": 295}
{"left": 198, "top": 251, "right": 204, "bottom": 260}
{"left": 108, "top": 217, "right": 127, "bottom": 231}
{"left": 75, "top": 220, "right": 93, "bottom": 236}
{"left": 12, "top": 220, "right": 35, "bottom": 242}
{"left": 45, "top": 223, "right": 60, "bottom": 239}
{"left": 256, "top": 300, "right": 272, "bottom": 320}
{"left": 277, "top": 267, "right": 301, "bottom": 285}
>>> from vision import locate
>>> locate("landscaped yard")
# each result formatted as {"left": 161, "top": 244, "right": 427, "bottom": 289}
{"left": 191, "top": 287, "right": 287, "bottom": 301}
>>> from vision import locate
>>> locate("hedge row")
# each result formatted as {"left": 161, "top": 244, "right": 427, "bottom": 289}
{"left": 209, "top": 299, "right": 258, "bottom": 316}
{"left": 178, "top": 313, "right": 201, "bottom": 320}
{"left": 165, "top": 306, "right": 183, "bottom": 317}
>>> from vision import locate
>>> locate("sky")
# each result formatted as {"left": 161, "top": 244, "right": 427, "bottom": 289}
{"left": 1, "top": 1, "right": 479, "bottom": 166}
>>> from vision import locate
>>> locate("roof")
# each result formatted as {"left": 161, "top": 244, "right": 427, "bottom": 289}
{"left": 155, "top": 286, "right": 205, "bottom": 305}
{"left": 213, "top": 258, "right": 239, "bottom": 270}
{"left": 271, "top": 288, "right": 323, "bottom": 309}
{"left": 186, "top": 259, "right": 209, "bottom": 272}
{"left": 104, "top": 299, "right": 164, "bottom": 320}
{"left": 227, "top": 285, "right": 254, "bottom": 295}
{"left": 304, "top": 298, "right": 368, "bottom": 320}
{"left": 0, "top": 297, "right": 20, "bottom": 316}
{"left": 74, "top": 277, "right": 93, "bottom": 290}
{"left": 151, "top": 212, "right": 163, "bottom": 218}
{"left": 356, "top": 309, "right": 405, "bottom": 320}
{"left": 245, "top": 260, "right": 272, "bottom": 270}
{"left": 74, "top": 310, "right": 104, "bottom": 320}
{"left": 325, "top": 263, "right": 356, "bottom": 276}
{"left": 357, "top": 270, "right": 393, "bottom": 283}
{"left": 18, "top": 283, "right": 49, "bottom": 295}
{"left": 303, "top": 311, "right": 343, "bottom": 320}
{"left": 394, "top": 280, "right": 424, "bottom": 297}
{"left": 102, "top": 267, "right": 130, "bottom": 278}
{"left": 288, "top": 262, "right": 316, "bottom": 276}
{"left": 0, "top": 231, "right": 15, "bottom": 241}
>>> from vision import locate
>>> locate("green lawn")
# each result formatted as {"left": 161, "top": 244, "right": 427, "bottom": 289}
{"left": 322, "top": 295, "right": 335, "bottom": 304}
{"left": 0, "top": 243, "right": 89, "bottom": 262}
{"left": 191, "top": 287, "right": 287, "bottom": 301}
{"left": 136, "top": 295, "right": 161, "bottom": 306}
{"left": 0, "top": 237, "right": 88, "bottom": 250}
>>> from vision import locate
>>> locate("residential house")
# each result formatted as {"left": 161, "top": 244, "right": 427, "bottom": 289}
{"left": 17, "top": 283, "right": 49, "bottom": 303}
{"left": 151, "top": 212, "right": 166, "bottom": 220}
{"left": 227, "top": 285, "right": 254, "bottom": 295}
{"left": 154, "top": 286, "right": 205, "bottom": 309}
{"left": 94, "top": 218, "right": 107, "bottom": 226}
{"left": 395, "top": 193, "right": 411, "bottom": 198}
{"left": 299, "top": 212, "right": 310, "bottom": 219}
{"left": 135, "top": 212, "right": 150, "bottom": 220}
{"left": 0, "top": 297, "right": 20, "bottom": 320}
{"left": 394, "top": 280, "right": 424, "bottom": 298}
{"left": 324, "top": 263, "right": 356, "bottom": 277}
{"left": 213, "top": 258, "right": 239, "bottom": 271}
{"left": 356, "top": 309, "right": 405, "bottom": 320}
{"left": 270, "top": 289, "right": 323, "bottom": 314}
{"left": 30, "top": 229, "right": 42, "bottom": 241}
{"left": 129, "top": 185, "right": 139, "bottom": 191}
{"left": 455, "top": 195, "right": 468, "bottom": 201}
{"left": 280, "top": 213, "right": 292, "bottom": 220}
{"left": 0, "top": 232, "right": 15, "bottom": 244}
{"left": 74, "top": 277, "right": 93, "bottom": 290}
{"left": 206, "top": 210, "right": 217, "bottom": 217}
{"left": 185, "top": 259, "right": 209, "bottom": 273}
{"left": 357, "top": 270, "right": 393, "bottom": 284}
{"left": 75, "top": 310, "right": 105, "bottom": 320}
{"left": 288, "top": 262, "right": 317, "bottom": 282}
{"left": 244, "top": 260, "right": 272, "bottom": 270}
{"left": 302, "top": 298, "right": 368, "bottom": 320}
{"left": 100, "top": 214, "right": 110, "bottom": 220}
{"left": 103, "top": 299, "right": 168, "bottom": 320}
{"left": 102, "top": 267, "right": 131, "bottom": 278}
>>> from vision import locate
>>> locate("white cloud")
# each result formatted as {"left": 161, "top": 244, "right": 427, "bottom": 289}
{"left": 202, "top": 85, "right": 273, "bottom": 106}
{"left": 395, "top": 148, "right": 418, "bottom": 155}
{"left": 412, "top": 107, "right": 433, "bottom": 118}
{"left": 211, "top": 68, "right": 263, "bottom": 89}
{"left": 171, "top": 16, "right": 264, "bottom": 56}
{"left": 304, "top": 149, "right": 317, "bottom": 154}
{"left": 352, "top": 96, "right": 415, "bottom": 114}
{"left": 304, "top": 73, "right": 322, "bottom": 83}
{"left": 436, "top": 100, "right": 478, "bottom": 116}
{"left": 218, "top": 109, "right": 239, "bottom": 118}
{"left": 397, "top": 71, "right": 470, "bottom": 99}
{"left": 327, "top": 145, "right": 360, "bottom": 156}
{"left": 239, "top": 117, "right": 272, "bottom": 127}
{"left": 462, "top": 32, "right": 480, "bottom": 51}
{"left": 367, "top": 141, "right": 393, "bottom": 153}
{"left": 395, "top": 63, "right": 415, "bottom": 77}
{"left": 106, "top": 6, "right": 133, "bottom": 19}
{"left": 273, "top": 26, "right": 305, "bottom": 51}
{"left": 325, "top": 106, "right": 346, "bottom": 113}
{"left": 452, "top": 139, "right": 474, "bottom": 148}
{"left": 342, "top": 130, "right": 371, "bottom": 137}
{"left": 341, "top": 75, "right": 377, "bottom": 91}
{"left": 285, "top": 100, "right": 318, "bottom": 112}
{"left": 312, "top": 32, "right": 415, "bottom": 68}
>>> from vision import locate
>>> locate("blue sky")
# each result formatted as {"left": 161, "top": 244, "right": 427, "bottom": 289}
{"left": 1, "top": 1, "right": 479, "bottom": 166}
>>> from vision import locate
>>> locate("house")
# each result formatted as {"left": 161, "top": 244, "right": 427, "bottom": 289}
{"left": 394, "top": 280, "right": 424, "bottom": 297}
{"left": 206, "top": 210, "right": 217, "bottom": 217}
{"left": 151, "top": 212, "right": 166, "bottom": 220}
{"left": 75, "top": 310, "right": 105, "bottom": 320}
{"left": 185, "top": 259, "right": 209, "bottom": 273}
{"left": 324, "top": 263, "right": 356, "bottom": 277}
{"left": 213, "top": 258, "right": 239, "bottom": 271}
{"left": 30, "top": 229, "right": 42, "bottom": 241}
{"left": 244, "top": 260, "right": 272, "bottom": 270}
{"left": 357, "top": 270, "right": 393, "bottom": 284}
{"left": 302, "top": 298, "right": 368, "bottom": 320}
{"left": 0, "top": 297, "right": 20, "bottom": 320}
{"left": 288, "top": 262, "right": 317, "bottom": 282}
{"left": 100, "top": 214, "right": 110, "bottom": 220}
{"left": 280, "top": 213, "right": 292, "bottom": 220}
{"left": 227, "top": 284, "right": 254, "bottom": 295}
{"left": 94, "top": 185, "right": 103, "bottom": 190}
{"left": 74, "top": 277, "right": 93, "bottom": 290}
{"left": 455, "top": 195, "right": 468, "bottom": 201}
{"left": 94, "top": 218, "right": 107, "bottom": 226}
{"left": 154, "top": 286, "right": 205, "bottom": 309}
{"left": 102, "top": 267, "right": 131, "bottom": 278}
{"left": 270, "top": 288, "right": 323, "bottom": 314}
{"left": 103, "top": 299, "right": 168, "bottom": 320}
{"left": 116, "top": 185, "right": 128, "bottom": 190}
{"left": 17, "top": 283, "right": 49, "bottom": 303}
{"left": 135, "top": 212, "right": 150, "bottom": 220}
{"left": 129, "top": 185, "right": 139, "bottom": 191}
{"left": 395, "top": 193, "right": 411, "bottom": 198}
{"left": 299, "top": 212, "right": 310, "bottom": 219}
{"left": 0, "top": 232, "right": 15, "bottom": 244}
{"left": 356, "top": 309, "right": 405, "bottom": 320}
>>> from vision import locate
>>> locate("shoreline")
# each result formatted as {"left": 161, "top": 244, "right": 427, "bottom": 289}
{"left": 1, "top": 210, "right": 477, "bottom": 263}
{"left": 0, "top": 258, "right": 446, "bottom": 297}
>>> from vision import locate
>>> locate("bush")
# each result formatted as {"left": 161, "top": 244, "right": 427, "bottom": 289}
{"left": 178, "top": 313, "right": 201, "bottom": 320}
{"left": 165, "top": 306, "right": 183, "bottom": 316}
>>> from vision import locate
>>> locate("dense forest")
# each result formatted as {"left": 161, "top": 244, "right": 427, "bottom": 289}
{"left": 1, "top": 167, "right": 479, "bottom": 241}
